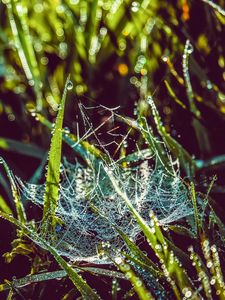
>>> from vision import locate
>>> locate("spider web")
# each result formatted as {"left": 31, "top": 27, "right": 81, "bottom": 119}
{"left": 72, "top": 98, "right": 129, "bottom": 158}
{"left": 15, "top": 100, "right": 193, "bottom": 263}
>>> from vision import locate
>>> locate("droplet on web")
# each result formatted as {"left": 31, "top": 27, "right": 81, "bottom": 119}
{"left": 66, "top": 81, "right": 73, "bottom": 91}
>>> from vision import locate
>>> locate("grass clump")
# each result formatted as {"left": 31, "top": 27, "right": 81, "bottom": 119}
{"left": 0, "top": 1, "right": 225, "bottom": 299}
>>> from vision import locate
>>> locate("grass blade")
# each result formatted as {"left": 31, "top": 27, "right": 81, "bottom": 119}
{"left": 182, "top": 40, "right": 211, "bottom": 155}
{"left": 164, "top": 80, "right": 187, "bottom": 110}
{"left": 0, "top": 211, "right": 102, "bottom": 300}
{"left": 42, "top": 76, "right": 70, "bottom": 233}
{"left": 147, "top": 96, "right": 196, "bottom": 176}
{"left": 113, "top": 256, "right": 154, "bottom": 300}
{"left": 0, "top": 137, "right": 45, "bottom": 159}
{"left": 190, "top": 182, "right": 201, "bottom": 236}
{"left": 105, "top": 166, "right": 197, "bottom": 299}
{"left": 0, "top": 157, "right": 26, "bottom": 223}
{"left": 6, "top": 0, "right": 42, "bottom": 110}
{"left": 138, "top": 116, "right": 174, "bottom": 174}
{"left": 114, "top": 226, "right": 161, "bottom": 277}
{"left": 0, "top": 194, "right": 12, "bottom": 215}
{"left": 0, "top": 268, "right": 125, "bottom": 292}
{"left": 86, "top": 0, "right": 99, "bottom": 62}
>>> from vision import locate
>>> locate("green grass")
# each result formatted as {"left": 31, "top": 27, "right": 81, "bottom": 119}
{"left": 1, "top": 97, "right": 225, "bottom": 299}
{"left": 0, "top": 0, "right": 225, "bottom": 299}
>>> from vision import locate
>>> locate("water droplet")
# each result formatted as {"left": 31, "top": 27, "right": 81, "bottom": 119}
{"left": 70, "top": 0, "right": 79, "bottom": 4}
{"left": 115, "top": 257, "right": 122, "bottom": 264}
{"left": 185, "top": 290, "right": 192, "bottom": 298}
{"left": 162, "top": 55, "right": 168, "bottom": 62}
{"left": 135, "top": 279, "right": 142, "bottom": 287}
{"left": 206, "top": 80, "right": 213, "bottom": 90}
{"left": 207, "top": 261, "right": 213, "bottom": 268}
{"left": 8, "top": 113, "right": 15, "bottom": 121}
{"left": 123, "top": 264, "right": 131, "bottom": 271}
{"left": 55, "top": 224, "right": 63, "bottom": 233}
{"left": 64, "top": 127, "right": 70, "bottom": 134}
{"left": 26, "top": 102, "right": 36, "bottom": 113}
{"left": 28, "top": 79, "right": 35, "bottom": 86}
{"left": 67, "top": 81, "right": 73, "bottom": 90}
{"left": 186, "top": 42, "right": 193, "bottom": 54}
{"left": 125, "top": 271, "right": 132, "bottom": 279}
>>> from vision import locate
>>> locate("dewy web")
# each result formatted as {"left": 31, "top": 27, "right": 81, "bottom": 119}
{"left": 15, "top": 102, "right": 193, "bottom": 263}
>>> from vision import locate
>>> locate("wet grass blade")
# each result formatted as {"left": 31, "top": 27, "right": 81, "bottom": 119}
{"left": 0, "top": 194, "right": 12, "bottom": 215}
{"left": 147, "top": 96, "right": 196, "bottom": 176}
{"left": 113, "top": 257, "right": 154, "bottom": 300}
{"left": 0, "top": 267, "right": 125, "bottom": 292}
{"left": 0, "top": 211, "right": 102, "bottom": 300}
{"left": 42, "top": 76, "right": 70, "bottom": 233}
{"left": 86, "top": 0, "right": 99, "bottom": 60}
{"left": 202, "top": 0, "right": 225, "bottom": 17}
{"left": 169, "top": 225, "right": 196, "bottom": 239}
{"left": 0, "top": 137, "right": 45, "bottom": 159}
{"left": 114, "top": 226, "right": 161, "bottom": 277}
{"left": 6, "top": 0, "right": 42, "bottom": 110}
{"left": 190, "top": 182, "right": 201, "bottom": 236}
{"left": 182, "top": 40, "right": 211, "bottom": 155}
{"left": 164, "top": 80, "right": 187, "bottom": 110}
{"left": 0, "top": 171, "right": 12, "bottom": 199}
{"left": 106, "top": 167, "right": 197, "bottom": 299}
{"left": 0, "top": 158, "right": 26, "bottom": 223}
{"left": 138, "top": 116, "right": 174, "bottom": 174}
{"left": 116, "top": 149, "right": 153, "bottom": 165}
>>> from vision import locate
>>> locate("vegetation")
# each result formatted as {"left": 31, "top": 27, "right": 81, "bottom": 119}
{"left": 0, "top": 0, "right": 225, "bottom": 299}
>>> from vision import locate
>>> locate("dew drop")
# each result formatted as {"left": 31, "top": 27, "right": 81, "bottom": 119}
{"left": 55, "top": 224, "right": 62, "bottom": 233}
{"left": 59, "top": 164, "right": 64, "bottom": 172}
{"left": 28, "top": 79, "right": 35, "bottom": 86}
{"left": 67, "top": 81, "right": 73, "bottom": 90}
{"left": 186, "top": 42, "right": 193, "bottom": 54}
{"left": 206, "top": 80, "right": 213, "bottom": 90}
{"left": 125, "top": 271, "right": 132, "bottom": 279}
{"left": 185, "top": 290, "right": 192, "bottom": 298}
{"left": 26, "top": 102, "right": 36, "bottom": 113}
{"left": 115, "top": 257, "right": 122, "bottom": 264}
{"left": 162, "top": 55, "right": 168, "bottom": 62}
{"left": 64, "top": 127, "right": 70, "bottom": 134}
{"left": 8, "top": 113, "right": 15, "bottom": 121}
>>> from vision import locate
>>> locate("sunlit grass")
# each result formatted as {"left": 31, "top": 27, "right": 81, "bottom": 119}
{"left": 0, "top": 0, "right": 225, "bottom": 299}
